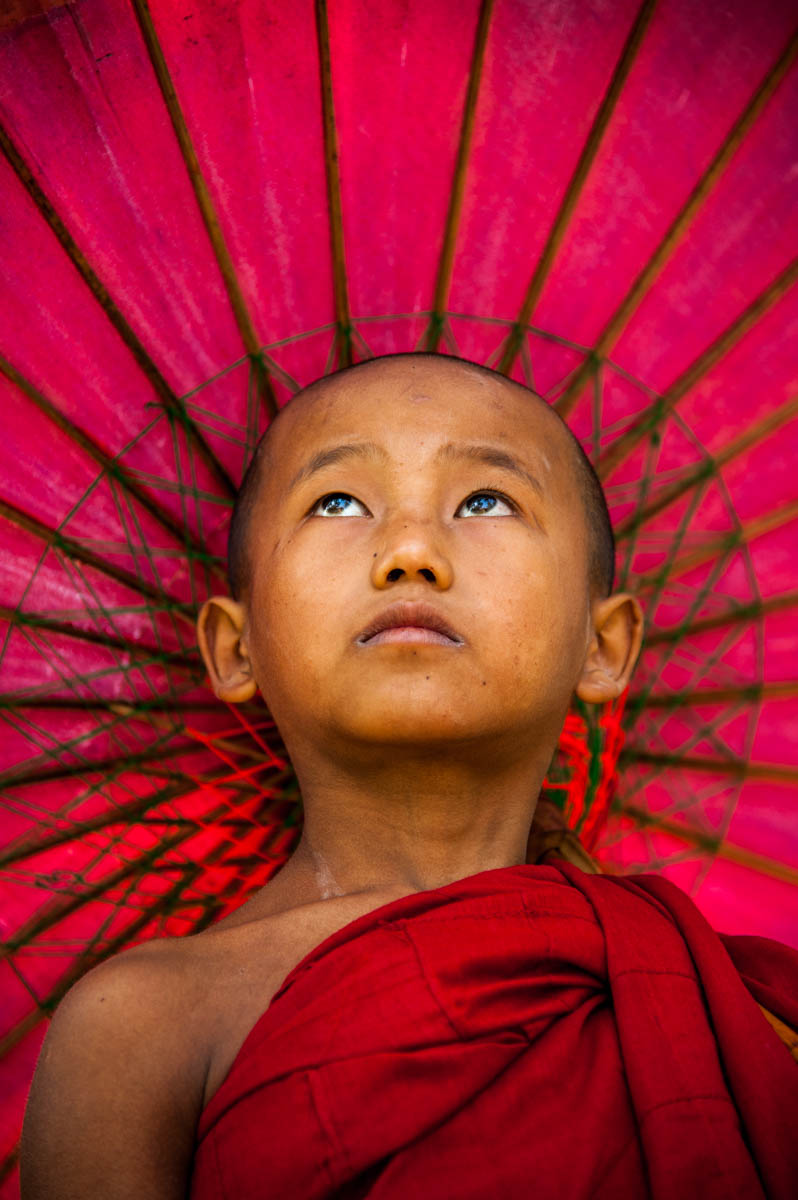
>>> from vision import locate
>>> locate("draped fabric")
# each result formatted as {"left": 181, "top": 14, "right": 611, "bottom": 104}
{"left": 190, "top": 862, "right": 798, "bottom": 1199}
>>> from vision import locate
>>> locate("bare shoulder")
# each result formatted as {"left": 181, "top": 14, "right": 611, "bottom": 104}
{"left": 19, "top": 872, "right": 392, "bottom": 1198}
{"left": 20, "top": 936, "right": 210, "bottom": 1200}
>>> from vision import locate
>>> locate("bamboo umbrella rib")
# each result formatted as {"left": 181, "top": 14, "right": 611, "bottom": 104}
{"left": 0, "top": 781, "right": 293, "bottom": 1046}
{"left": 0, "top": 497, "right": 194, "bottom": 614}
{"left": 0, "top": 741, "right": 208, "bottom": 793}
{"left": 498, "top": 0, "right": 659, "bottom": 374}
{"left": 1, "top": 772, "right": 292, "bottom": 912}
{"left": 0, "top": 769, "right": 265, "bottom": 870}
{"left": 634, "top": 497, "right": 798, "bottom": 590}
{"left": 315, "top": 0, "right": 353, "bottom": 367}
{"left": 634, "top": 680, "right": 798, "bottom": 708}
{"left": 0, "top": 604, "right": 197, "bottom": 665}
{"left": 1, "top": 841, "right": 196, "bottom": 957}
{"left": 614, "top": 801, "right": 798, "bottom": 887}
{"left": 598, "top": 258, "right": 798, "bottom": 480}
{"left": 0, "top": 726, "right": 274, "bottom": 793}
{"left": 0, "top": 352, "right": 225, "bottom": 576}
{"left": 0, "top": 792, "right": 300, "bottom": 1070}
{"left": 0, "top": 697, "right": 246, "bottom": 713}
{"left": 644, "top": 589, "right": 798, "bottom": 647}
{"left": 0, "top": 850, "right": 205, "bottom": 1060}
{"left": 616, "top": 394, "right": 798, "bottom": 539}
{"left": 555, "top": 26, "right": 798, "bottom": 418}
{"left": 130, "top": 0, "right": 278, "bottom": 420}
{"left": 0, "top": 120, "right": 236, "bottom": 497}
{"left": 0, "top": 777, "right": 246, "bottom": 873}
{"left": 424, "top": 0, "right": 495, "bottom": 351}
{"left": 620, "top": 748, "right": 798, "bottom": 785}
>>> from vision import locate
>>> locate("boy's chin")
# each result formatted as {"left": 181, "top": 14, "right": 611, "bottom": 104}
{"left": 323, "top": 696, "right": 526, "bottom": 753}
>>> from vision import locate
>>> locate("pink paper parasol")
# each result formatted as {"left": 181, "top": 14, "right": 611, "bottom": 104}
{"left": 1, "top": 0, "right": 797, "bottom": 1192}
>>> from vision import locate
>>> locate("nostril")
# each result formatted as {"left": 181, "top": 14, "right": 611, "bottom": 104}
{"left": 419, "top": 569, "right": 436, "bottom": 582}
{"left": 386, "top": 568, "right": 404, "bottom": 582}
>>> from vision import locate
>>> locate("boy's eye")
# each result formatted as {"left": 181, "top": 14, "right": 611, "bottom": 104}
{"left": 312, "top": 492, "right": 369, "bottom": 517}
{"left": 456, "top": 491, "right": 515, "bottom": 518}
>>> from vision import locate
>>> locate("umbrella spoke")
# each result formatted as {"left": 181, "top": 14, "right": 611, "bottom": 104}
{"left": 50, "top": 551, "right": 197, "bottom": 688}
{"left": 1, "top": 787, "right": 298, "bottom": 1088}
{"left": 638, "top": 680, "right": 798, "bottom": 708}
{"left": 0, "top": 616, "right": 202, "bottom": 714}
{"left": 0, "top": 497, "right": 193, "bottom": 614}
{"left": 616, "top": 393, "right": 798, "bottom": 540}
{"left": 0, "top": 742, "right": 210, "bottom": 793}
{"left": 0, "top": 120, "right": 236, "bottom": 497}
{"left": 0, "top": 352, "right": 226, "bottom": 579}
{"left": 0, "top": 771, "right": 269, "bottom": 869}
{"left": 645, "top": 587, "right": 798, "bottom": 647}
{"left": 0, "top": 853, "right": 205, "bottom": 1060}
{"left": 620, "top": 748, "right": 798, "bottom": 785}
{"left": 2, "top": 781, "right": 298, "bottom": 1073}
{"left": 424, "top": 0, "right": 495, "bottom": 352}
{"left": 635, "top": 496, "right": 798, "bottom": 590}
{"left": 103, "top": 460, "right": 212, "bottom": 625}
{"left": 614, "top": 801, "right": 798, "bottom": 887}
{"left": 2, "top": 848, "right": 192, "bottom": 962}
{"left": 632, "top": 617, "right": 761, "bottom": 721}
{"left": 628, "top": 677, "right": 756, "bottom": 772}
{"left": 613, "top": 417, "right": 666, "bottom": 587}
{"left": 598, "top": 258, "right": 798, "bottom": 481}
{"left": 631, "top": 645, "right": 754, "bottom": 748}
{"left": 168, "top": 416, "right": 220, "bottom": 609}
{"left": 315, "top": 0, "right": 353, "bottom": 367}
{"left": 0, "top": 697, "right": 235, "bottom": 713}
{"left": 3, "top": 772, "right": 291, "bottom": 963}
{"left": 499, "top": 0, "right": 659, "bottom": 374}
{"left": 0, "top": 605, "right": 197, "bottom": 667}
{"left": 554, "top": 25, "right": 798, "bottom": 418}
{"left": 0, "top": 707, "right": 182, "bottom": 787}
{"left": 129, "top": 0, "right": 277, "bottom": 420}
{"left": 621, "top": 464, "right": 712, "bottom": 601}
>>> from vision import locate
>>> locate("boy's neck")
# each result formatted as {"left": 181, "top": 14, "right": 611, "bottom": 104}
{"left": 265, "top": 746, "right": 551, "bottom": 906}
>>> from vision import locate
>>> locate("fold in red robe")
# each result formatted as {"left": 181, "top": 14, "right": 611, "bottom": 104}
{"left": 190, "top": 862, "right": 798, "bottom": 1199}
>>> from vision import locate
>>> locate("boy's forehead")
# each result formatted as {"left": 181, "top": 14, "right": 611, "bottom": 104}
{"left": 266, "top": 359, "right": 567, "bottom": 482}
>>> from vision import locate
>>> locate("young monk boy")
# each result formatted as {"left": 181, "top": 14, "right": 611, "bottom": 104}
{"left": 21, "top": 353, "right": 798, "bottom": 1198}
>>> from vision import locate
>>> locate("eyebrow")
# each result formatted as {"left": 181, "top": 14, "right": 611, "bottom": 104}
{"left": 286, "top": 441, "right": 388, "bottom": 495}
{"left": 436, "top": 443, "right": 546, "bottom": 498}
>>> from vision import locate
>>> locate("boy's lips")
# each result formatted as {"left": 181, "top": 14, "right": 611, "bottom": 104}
{"left": 356, "top": 602, "right": 464, "bottom": 646}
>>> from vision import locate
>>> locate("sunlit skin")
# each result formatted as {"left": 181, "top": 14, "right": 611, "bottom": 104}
{"left": 198, "top": 356, "right": 643, "bottom": 907}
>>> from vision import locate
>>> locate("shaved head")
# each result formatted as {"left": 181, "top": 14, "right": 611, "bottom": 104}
{"left": 227, "top": 353, "right": 615, "bottom": 601}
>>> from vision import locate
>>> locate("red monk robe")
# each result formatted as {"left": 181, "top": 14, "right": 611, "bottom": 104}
{"left": 190, "top": 862, "right": 798, "bottom": 1199}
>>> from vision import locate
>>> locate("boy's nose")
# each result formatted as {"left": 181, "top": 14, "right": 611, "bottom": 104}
{"left": 370, "top": 520, "right": 454, "bottom": 590}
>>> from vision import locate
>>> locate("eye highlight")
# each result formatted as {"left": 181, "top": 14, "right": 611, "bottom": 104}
{"left": 456, "top": 490, "right": 515, "bottom": 518}
{"left": 311, "top": 492, "right": 370, "bottom": 518}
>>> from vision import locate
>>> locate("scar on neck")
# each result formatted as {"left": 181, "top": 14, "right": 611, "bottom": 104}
{"left": 310, "top": 848, "right": 344, "bottom": 899}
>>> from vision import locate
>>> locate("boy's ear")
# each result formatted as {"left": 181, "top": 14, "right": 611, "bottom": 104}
{"left": 196, "top": 596, "right": 257, "bottom": 703}
{"left": 575, "top": 592, "right": 644, "bottom": 705}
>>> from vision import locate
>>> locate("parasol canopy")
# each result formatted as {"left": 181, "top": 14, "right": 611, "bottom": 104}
{"left": 1, "top": 0, "right": 798, "bottom": 1193}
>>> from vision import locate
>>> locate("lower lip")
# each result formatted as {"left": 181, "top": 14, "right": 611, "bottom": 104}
{"left": 363, "top": 626, "right": 460, "bottom": 646}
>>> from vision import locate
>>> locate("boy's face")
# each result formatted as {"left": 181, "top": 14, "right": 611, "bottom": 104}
{"left": 205, "top": 358, "right": 639, "bottom": 761}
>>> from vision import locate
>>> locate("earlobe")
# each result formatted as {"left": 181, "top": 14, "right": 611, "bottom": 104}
{"left": 196, "top": 596, "right": 258, "bottom": 703}
{"left": 575, "top": 592, "right": 644, "bottom": 705}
